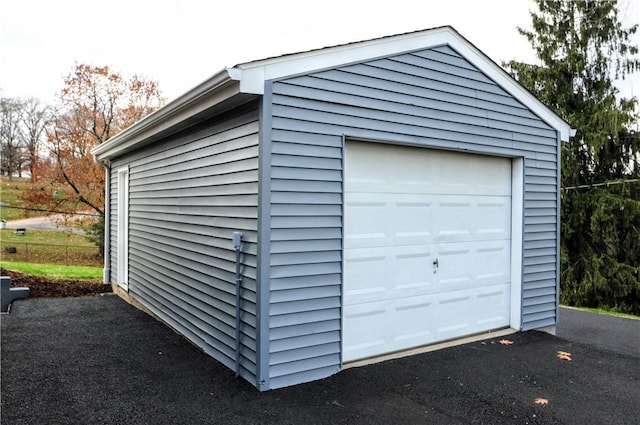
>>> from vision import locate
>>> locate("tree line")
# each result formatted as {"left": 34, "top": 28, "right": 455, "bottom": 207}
{"left": 0, "top": 97, "right": 47, "bottom": 180}
{"left": 505, "top": 0, "right": 639, "bottom": 315}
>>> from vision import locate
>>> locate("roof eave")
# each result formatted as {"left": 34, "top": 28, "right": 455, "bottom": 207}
{"left": 93, "top": 68, "right": 243, "bottom": 161}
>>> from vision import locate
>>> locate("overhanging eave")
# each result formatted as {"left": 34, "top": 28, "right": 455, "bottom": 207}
{"left": 93, "top": 68, "right": 248, "bottom": 161}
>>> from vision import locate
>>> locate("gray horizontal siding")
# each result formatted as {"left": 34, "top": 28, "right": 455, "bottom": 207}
{"left": 110, "top": 105, "right": 260, "bottom": 385}
{"left": 265, "top": 45, "right": 559, "bottom": 388}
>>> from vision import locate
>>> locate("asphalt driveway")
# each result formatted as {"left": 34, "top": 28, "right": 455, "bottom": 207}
{"left": 1, "top": 295, "right": 638, "bottom": 425}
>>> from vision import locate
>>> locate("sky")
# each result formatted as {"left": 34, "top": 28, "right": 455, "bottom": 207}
{"left": 1, "top": 0, "right": 638, "bottom": 105}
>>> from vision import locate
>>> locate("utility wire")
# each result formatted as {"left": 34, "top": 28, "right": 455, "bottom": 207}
{"left": 562, "top": 178, "right": 640, "bottom": 191}
{"left": 0, "top": 205, "right": 101, "bottom": 217}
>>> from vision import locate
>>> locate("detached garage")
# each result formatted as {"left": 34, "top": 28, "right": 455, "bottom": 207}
{"left": 92, "top": 26, "right": 572, "bottom": 391}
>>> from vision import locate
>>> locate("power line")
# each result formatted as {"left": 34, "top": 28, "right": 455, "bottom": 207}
{"left": 562, "top": 178, "right": 640, "bottom": 191}
{"left": 0, "top": 205, "right": 101, "bottom": 217}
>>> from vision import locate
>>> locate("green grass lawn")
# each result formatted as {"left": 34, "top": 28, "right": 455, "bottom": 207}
{"left": 1, "top": 229, "right": 102, "bottom": 267}
{"left": 1, "top": 228, "right": 93, "bottom": 245}
{"left": 0, "top": 261, "right": 103, "bottom": 280}
{"left": 561, "top": 305, "right": 639, "bottom": 320}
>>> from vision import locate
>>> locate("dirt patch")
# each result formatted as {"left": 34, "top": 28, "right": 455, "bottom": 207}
{"left": 1, "top": 268, "right": 112, "bottom": 298}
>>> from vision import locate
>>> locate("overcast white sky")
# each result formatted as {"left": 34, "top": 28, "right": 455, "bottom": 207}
{"left": 1, "top": 0, "right": 638, "bottom": 104}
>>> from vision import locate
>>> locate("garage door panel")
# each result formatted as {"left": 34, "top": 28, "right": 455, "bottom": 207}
{"left": 342, "top": 249, "right": 390, "bottom": 302}
{"left": 342, "top": 301, "right": 390, "bottom": 358}
{"left": 438, "top": 153, "right": 511, "bottom": 195}
{"left": 344, "top": 240, "right": 510, "bottom": 306}
{"left": 476, "top": 244, "right": 511, "bottom": 282}
{"left": 343, "top": 141, "right": 512, "bottom": 363}
{"left": 477, "top": 200, "right": 512, "bottom": 238}
{"left": 345, "top": 194, "right": 511, "bottom": 249}
{"left": 343, "top": 283, "right": 511, "bottom": 361}
{"left": 345, "top": 142, "right": 437, "bottom": 194}
{"left": 345, "top": 193, "right": 434, "bottom": 249}
{"left": 343, "top": 296, "right": 437, "bottom": 361}
{"left": 429, "top": 283, "right": 510, "bottom": 336}
{"left": 392, "top": 296, "right": 436, "bottom": 343}
{"left": 345, "top": 143, "right": 511, "bottom": 197}
{"left": 435, "top": 197, "right": 510, "bottom": 242}
{"left": 471, "top": 158, "right": 512, "bottom": 195}
{"left": 435, "top": 201, "right": 473, "bottom": 239}
{"left": 344, "top": 245, "right": 435, "bottom": 305}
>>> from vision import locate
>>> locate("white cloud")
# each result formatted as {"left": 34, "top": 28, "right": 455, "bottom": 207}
{"left": 1, "top": 0, "right": 637, "bottom": 103}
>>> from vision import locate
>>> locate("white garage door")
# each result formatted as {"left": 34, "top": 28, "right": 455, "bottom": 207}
{"left": 343, "top": 141, "right": 512, "bottom": 362}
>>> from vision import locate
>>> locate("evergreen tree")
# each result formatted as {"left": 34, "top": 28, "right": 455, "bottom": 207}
{"left": 505, "top": 0, "right": 640, "bottom": 314}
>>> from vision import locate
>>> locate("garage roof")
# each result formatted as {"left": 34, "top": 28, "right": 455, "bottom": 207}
{"left": 93, "top": 26, "right": 573, "bottom": 161}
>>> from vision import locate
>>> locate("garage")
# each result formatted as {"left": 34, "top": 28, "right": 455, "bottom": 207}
{"left": 343, "top": 141, "right": 515, "bottom": 362}
{"left": 94, "top": 26, "right": 572, "bottom": 390}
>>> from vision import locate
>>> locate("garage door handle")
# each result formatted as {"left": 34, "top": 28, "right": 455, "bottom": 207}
{"left": 433, "top": 258, "right": 439, "bottom": 274}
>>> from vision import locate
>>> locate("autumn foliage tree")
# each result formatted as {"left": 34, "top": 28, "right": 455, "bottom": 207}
{"left": 25, "top": 64, "right": 164, "bottom": 217}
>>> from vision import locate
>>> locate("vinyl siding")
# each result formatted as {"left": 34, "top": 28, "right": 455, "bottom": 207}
{"left": 265, "top": 45, "right": 559, "bottom": 388}
{"left": 109, "top": 104, "right": 260, "bottom": 384}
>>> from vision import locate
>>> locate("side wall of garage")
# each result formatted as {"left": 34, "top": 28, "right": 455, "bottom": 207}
{"left": 109, "top": 103, "right": 261, "bottom": 385}
{"left": 263, "top": 45, "right": 560, "bottom": 389}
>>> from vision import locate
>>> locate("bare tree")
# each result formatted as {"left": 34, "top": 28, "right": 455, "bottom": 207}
{"left": 0, "top": 97, "right": 26, "bottom": 180}
{"left": 20, "top": 98, "right": 49, "bottom": 181}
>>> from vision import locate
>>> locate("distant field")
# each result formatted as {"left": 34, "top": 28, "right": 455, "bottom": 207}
{"left": 0, "top": 176, "right": 94, "bottom": 225}
{"left": 0, "top": 177, "right": 37, "bottom": 221}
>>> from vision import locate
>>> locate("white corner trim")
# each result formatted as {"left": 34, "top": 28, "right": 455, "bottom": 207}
{"left": 510, "top": 157, "right": 524, "bottom": 330}
{"left": 116, "top": 166, "right": 129, "bottom": 292}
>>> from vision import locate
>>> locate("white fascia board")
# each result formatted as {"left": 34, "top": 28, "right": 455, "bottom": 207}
{"left": 235, "top": 27, "right": 573, "bottom": 141}
{"left": 93, "top": 68, "right": 241, "bottom": 161}
{"left": 237, "top": 27, "right": 455, "bottom": 94}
